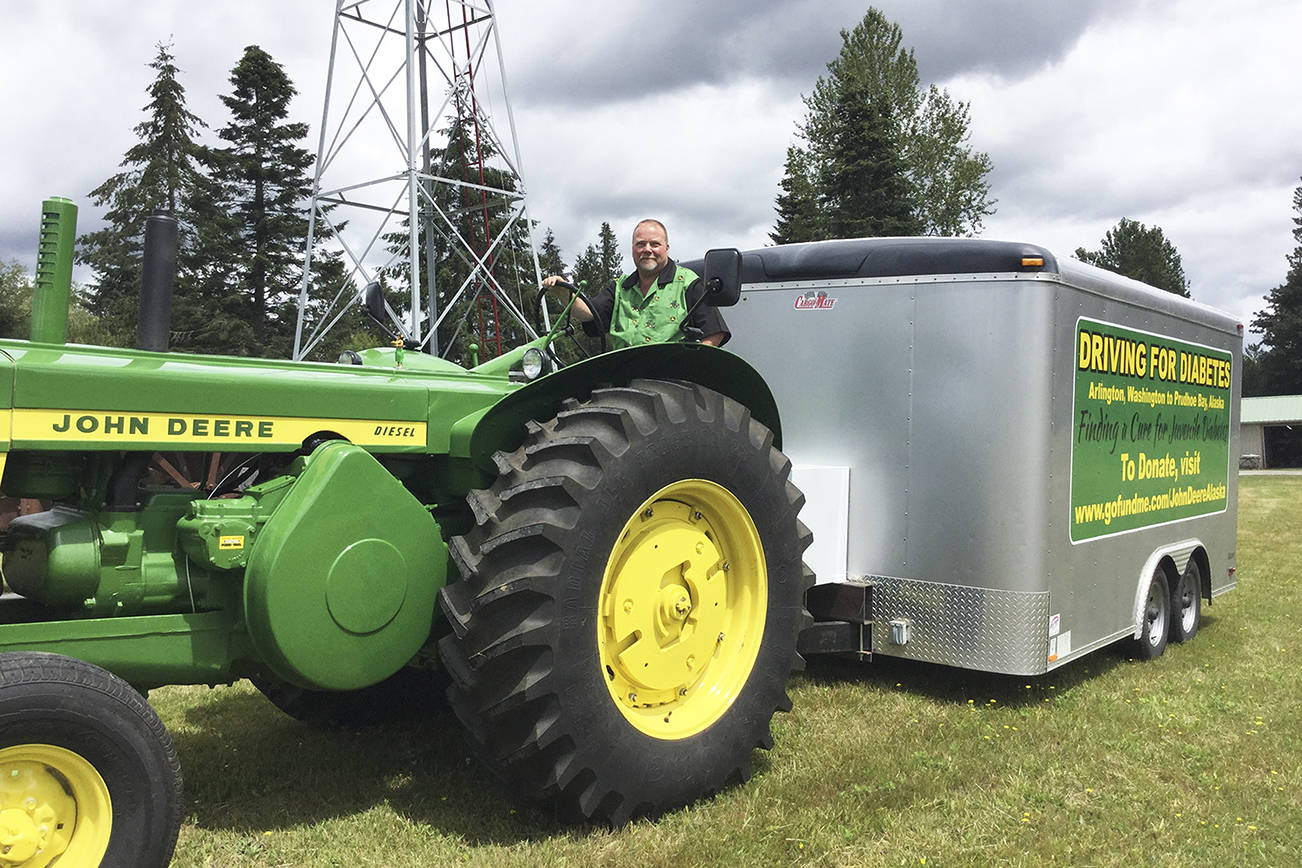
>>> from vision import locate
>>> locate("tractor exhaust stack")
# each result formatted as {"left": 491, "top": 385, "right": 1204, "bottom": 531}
{"left": 137, "top": 210, "right": 178, "bottom": 352}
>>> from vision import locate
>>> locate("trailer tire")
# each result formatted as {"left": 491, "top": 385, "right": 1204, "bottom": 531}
{"left": 1170, "top": 560, "right": 1202, "bottom": 643}
{"left": 0, "top": 652, "right": 182, "bottom": 868}
{"left": 438, "top": 379, "right": 812, "bottom": 823}
{"left": 1131, "top": 569, "right": 1170, "bottom": 660}
{"left": 251, "top": 667, "right": 447, "bottom": 728}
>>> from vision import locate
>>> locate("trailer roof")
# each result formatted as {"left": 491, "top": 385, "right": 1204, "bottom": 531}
{"left": 730, "top": 237, "right": 1057, "bottom": 283}
{"left": 687, "top": 236, "right": 1241, "bottom": 338}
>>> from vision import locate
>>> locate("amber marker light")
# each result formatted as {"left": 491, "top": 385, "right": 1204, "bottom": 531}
{"left": 1021, "top": 256, "right": 1045, "bottom": 268}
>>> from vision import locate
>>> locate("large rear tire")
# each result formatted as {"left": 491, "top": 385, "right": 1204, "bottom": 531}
{"left": 0, "top": 652, "right": 182, "bottom": 867}
{"left": 438, "top": 379, "right": 812, "bottom": 823}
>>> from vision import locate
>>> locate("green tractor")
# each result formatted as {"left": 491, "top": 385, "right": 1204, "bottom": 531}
{"left": 0, "top": 201, "right": 812, "bottom": 866}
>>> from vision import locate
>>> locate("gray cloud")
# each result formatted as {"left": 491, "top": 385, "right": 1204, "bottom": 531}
{"left": 504, "top": 0, "right": 1124, "bottom": 108}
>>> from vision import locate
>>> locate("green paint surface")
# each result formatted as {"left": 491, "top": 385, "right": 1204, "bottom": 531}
{"left": 1070, "top": 317, "right": 1232, "bottom": 543}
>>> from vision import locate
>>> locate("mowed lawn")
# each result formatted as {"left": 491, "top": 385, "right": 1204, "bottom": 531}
{"left": 157, "top": 475, "right": 1302, "bottom": 866}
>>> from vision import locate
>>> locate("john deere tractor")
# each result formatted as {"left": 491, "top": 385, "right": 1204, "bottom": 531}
{"left": 0, "top": 200, "right": 811, "bottom": 866}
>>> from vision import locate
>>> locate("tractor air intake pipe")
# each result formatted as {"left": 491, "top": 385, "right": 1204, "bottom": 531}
{"left": 137, "top": 210, "right": 178, "bottom": 352}
{"left": 30, "top": 197, "right": 78, "bottom": 345}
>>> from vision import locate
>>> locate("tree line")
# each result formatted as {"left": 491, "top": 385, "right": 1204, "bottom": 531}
{"left": 75, "top": 42, "right": 356, "bottom": 359}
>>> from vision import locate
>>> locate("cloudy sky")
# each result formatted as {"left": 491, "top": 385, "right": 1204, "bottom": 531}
{"left": 2, "top": 0, "right": 1299, "bottom": 338}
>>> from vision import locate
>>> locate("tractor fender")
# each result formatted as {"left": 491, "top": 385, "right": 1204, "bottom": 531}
{"left": 453, "top": 343, "right": 783, "bottom": 472}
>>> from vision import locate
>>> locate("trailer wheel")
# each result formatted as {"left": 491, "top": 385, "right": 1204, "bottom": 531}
{"left": 437, "top": 379, "right": 812, "bottom": 823}
{"left": 1169, "top": 560, "right": 1202, "bottom": 643}
{"left": 1131, "top": 569, "right": 1170, "bottom": 660}
{"left": 0, "top": 652, "right": 182, "bottom": 868}
{"left": 251, "top": 666, "right": 447, "bottom": 728}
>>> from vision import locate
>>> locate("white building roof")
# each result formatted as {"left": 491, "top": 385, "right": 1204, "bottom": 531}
{"left": 1241, "top": 395, "right": 1302, "bottom": 425}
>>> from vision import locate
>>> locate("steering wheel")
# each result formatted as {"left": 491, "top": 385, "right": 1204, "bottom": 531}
{"left": 539, "top": 280, "right": 607, "bottom": 357}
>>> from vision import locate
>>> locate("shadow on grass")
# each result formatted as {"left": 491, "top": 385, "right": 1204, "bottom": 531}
{"left": 173, "top": 686, "right": 594, "bottom": 847}
{"left": 800, "top": 605, "right": 1226, "bottom": 710}
{"left": 172, "top": 609, "right": 1229, "bottom": 847}
{"left": 796, "top": 626, "right": 1200, "bottom": 709}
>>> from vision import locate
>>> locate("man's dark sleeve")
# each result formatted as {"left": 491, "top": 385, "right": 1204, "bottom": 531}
{"left": 683, "top": 277, "right": 731, "bottom": 346}
{"left": 580, "top": 280, "right": 618, "bottom": 338}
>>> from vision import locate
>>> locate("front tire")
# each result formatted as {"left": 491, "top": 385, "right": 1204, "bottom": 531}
{"left": 0, "top": 652, "right": 182, "bottom": 867}
{"left": 438, "top": 379, "right": 812, "bottom": 823}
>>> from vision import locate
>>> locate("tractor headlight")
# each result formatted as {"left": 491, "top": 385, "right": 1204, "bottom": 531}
{"left": 521, "top": 347, "right": 545, "bottom": 381}
{"left": 338, "top": 350, "right": 363, "bottom": 365}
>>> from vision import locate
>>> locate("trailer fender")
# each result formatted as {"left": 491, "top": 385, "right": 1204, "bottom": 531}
{"left": 243, "top": 441, "right": 446, "bottom": 691}
{"left": 1130, "top": 539, "right": 1204, "bottom": 639}
{"left": 453, "top": 343, "right": 782, "bottom": 471}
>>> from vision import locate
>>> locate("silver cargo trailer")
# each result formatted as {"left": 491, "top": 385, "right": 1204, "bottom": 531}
{"left": 715, "top": 237, "right": 1241, "bottom": 676}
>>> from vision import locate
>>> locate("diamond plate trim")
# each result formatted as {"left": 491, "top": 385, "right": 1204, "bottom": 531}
{"left": 868, "top": 575, "right": 1050, "bottom": 675}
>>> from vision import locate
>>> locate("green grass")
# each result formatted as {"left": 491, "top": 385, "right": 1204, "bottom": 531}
{"left": 157, "top": 475, "right": 1302, "bottom": 866}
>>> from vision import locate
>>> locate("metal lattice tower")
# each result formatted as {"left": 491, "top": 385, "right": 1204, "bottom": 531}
{"left": 293, "top": 0, "right": 543, "bottom": 361}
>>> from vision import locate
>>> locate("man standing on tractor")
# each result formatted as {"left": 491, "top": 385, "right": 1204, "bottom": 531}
{"left": 542, "top": 218, "right": 730, "bottom": 349}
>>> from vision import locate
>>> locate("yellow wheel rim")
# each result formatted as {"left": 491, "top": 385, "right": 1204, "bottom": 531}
{"left": 598, "top": 479, "right": 767, "bottom": 739}
{"left": 0, "top": 744, "right": 112, "bottom": 868}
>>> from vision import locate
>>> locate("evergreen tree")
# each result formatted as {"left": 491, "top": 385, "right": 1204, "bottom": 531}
{"left": 537, "top": 228, "right": 567, "bottom": 278}
{"left": 771, "top": 145, "right": 823, "bottom": 244}
{"left": 1250, "top": 179, "right": 1302, "bottom": 394}
{"left": 78, "top": 43, "right": 212, "bottom": 342}
{"left": 571, "top": 222, "right": 624, "bottom": 290}
{"left": 205, "top": 45, "right": 318, "bottom": 358}
{"left": 821, "top": 85, "right": 919, "bottom": 238}
{"left": 1074, "top": 218, "right": 1190, "bottom": 297}
{"left": 598, "top": 222, "right": 623, "bottom": 279}
{"left": 774, "top": 7, "right": 994, "bottom": 242}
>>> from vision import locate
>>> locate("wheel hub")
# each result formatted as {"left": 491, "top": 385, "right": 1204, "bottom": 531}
{"left": 598, "top": 480, "right": 766, "bottom": 739}
{"left": 0, "top": 745, "right": 111, "bottom": 868}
